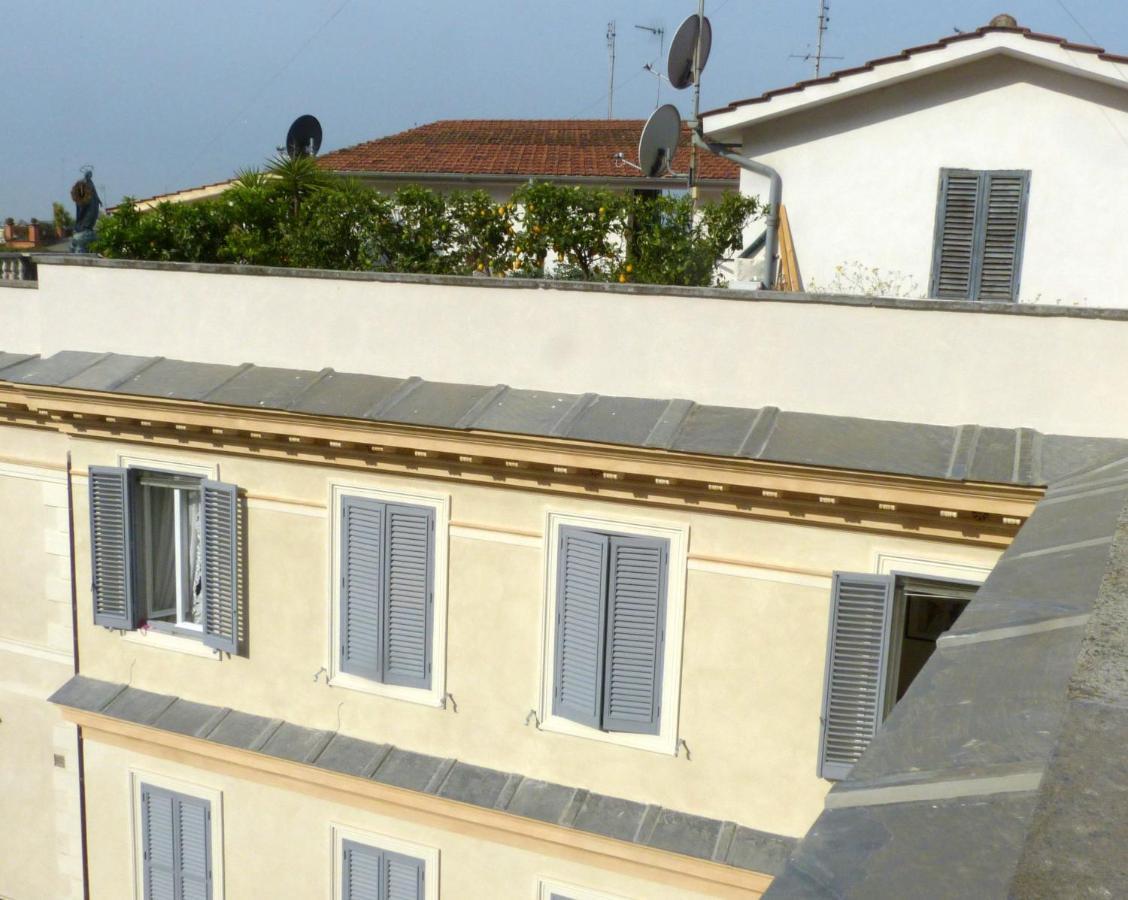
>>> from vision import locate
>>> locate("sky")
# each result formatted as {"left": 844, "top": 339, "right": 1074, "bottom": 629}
{"left": 2, "top": 0, "right": 1122, "bottom": 220}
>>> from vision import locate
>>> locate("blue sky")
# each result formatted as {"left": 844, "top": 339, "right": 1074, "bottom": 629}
{"left": 1, "top": 0, "right": 1121, "bottom": 220}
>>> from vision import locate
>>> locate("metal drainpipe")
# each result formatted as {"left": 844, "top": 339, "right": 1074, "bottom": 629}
{"left": 65, "top": 451, "right": 92, "bottom": 900}
{"left": 691, "top": 130, "right": 783, "bottom": 289}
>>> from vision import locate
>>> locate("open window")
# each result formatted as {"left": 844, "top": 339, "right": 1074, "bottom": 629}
{"left": 817, "top": 572, "right": 978, "bottom": 780}
{"left": 89, "top": 465, "right": 240, "bottom": 653}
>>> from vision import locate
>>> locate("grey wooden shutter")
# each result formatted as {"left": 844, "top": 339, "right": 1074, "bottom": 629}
{"left": 930, "top": 170, "right": 982, "bottom": 300}
{"left": 818, "top": 572, "right": 895, "bottom": 780}
{"left": 341, "top": 497, "right": 385, "bottom": 680}
{"left": 200, "top": 480, "right": 239, "bottom": 653}
{"left": 342, "top": 840, "right": 382, "bottom": 900}
{"left": 89, "top": 466, "right": 136, "bottom": 629}
{"left": 382, "top": 503, "right": 434, "bottom": 689}
{"left": 141, "top": 785, "right": 211, "bottom": 900}
{"left": 977, "top": 171, "right": 1030, "bottom": 302}
{"left": 600, "top": 535, "right": 668, "bottom": 735}
{"left": 175, "top": 794, "right": 212, "bottom": 900}
{"left": 553, "top": 527, "right": 609, "bottom": 729}
{"left": 384, "top": 849, "right": 425, "bottom": 900}
{"left": 142, "top": 785, "right": 176, "bottom": 900}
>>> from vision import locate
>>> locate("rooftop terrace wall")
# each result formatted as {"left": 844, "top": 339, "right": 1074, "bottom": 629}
{"left": 7, "top": 257, "right": 1128, "bottom": 439}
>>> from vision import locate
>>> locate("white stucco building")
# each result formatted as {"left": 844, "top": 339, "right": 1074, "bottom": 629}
{"left": 703, "top": 17, "right": 1128, "bottom": 307}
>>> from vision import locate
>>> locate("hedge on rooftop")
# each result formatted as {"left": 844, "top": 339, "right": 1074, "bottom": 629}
{"left": 93, "top": 155, "right": 761, "bottom": 287}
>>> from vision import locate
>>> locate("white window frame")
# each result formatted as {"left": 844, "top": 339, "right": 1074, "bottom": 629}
{"left": 118, "top": 455, "right": 220, "bottom": 657}
{"left": 537, "top": 877, "right": 630, "bottom": 900}
{"left": 128, "top": 767, "right": 224, "bottom": 900}
{"left": 327, "top": 481, "right": 450, "bottom": 708}
{"left": 330, "top": 822, "right": 439, "bottom": 900}
{"left": 538, "top": 509, "right": 688, "bottom": 756}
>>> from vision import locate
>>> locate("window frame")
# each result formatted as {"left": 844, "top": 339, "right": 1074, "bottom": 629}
{"left": 536, "top": 878, "right": 631, "bottom": 900}
{"left": 330, "top": 822, "right": 438, "bottom": 900}
{"left": 538, "top": 510, "right": 688, "bottom": 756}
{"left": 114, "top": 456, "right": 223, "bottom": 657}
{"left": 129, "top": 768, "right": 224, "bottom": 900}
{"left": 327, "top": 481, "right": 450, "bottom": 709}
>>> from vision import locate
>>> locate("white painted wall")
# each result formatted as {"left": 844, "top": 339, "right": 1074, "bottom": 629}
{"left": 12, "top": 259, "right": 1128, "bottom": 438}
{"left": 727, "top": 55, "right": 1128, "bottom": 307}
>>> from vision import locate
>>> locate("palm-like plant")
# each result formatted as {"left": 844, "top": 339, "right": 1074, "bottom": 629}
{"left": 266, "top": 154, "right": 331, "bottom": 219}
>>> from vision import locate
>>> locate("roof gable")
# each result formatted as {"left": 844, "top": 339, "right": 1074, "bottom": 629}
{"left": 704, "top": 25, "right": 1128, "bottom": 138}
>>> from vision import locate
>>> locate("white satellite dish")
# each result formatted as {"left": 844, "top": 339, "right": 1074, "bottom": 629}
{"left": 667, "top": 14, "right": 712, "bottom": 90}
{"left": 638, "top": 104, "right": 682, "bottom": 177}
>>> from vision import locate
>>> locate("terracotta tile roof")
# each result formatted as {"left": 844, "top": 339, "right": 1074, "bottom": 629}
{"left": 705, "top": 24, "right": 1128, "bottom": 118}
{"left": 317, "top": 119, "right": 739, "bottom": 183}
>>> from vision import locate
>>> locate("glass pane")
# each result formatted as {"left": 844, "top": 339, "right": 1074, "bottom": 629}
{"left": 182, "top": 490, "right": 204, "bottom": 627}
{"left": 145, "top": 485, "right": 177, "bottom": 620}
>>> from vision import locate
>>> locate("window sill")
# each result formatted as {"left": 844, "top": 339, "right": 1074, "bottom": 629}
{"left": 122, "top": 627, "right": 218, "bottom": 659}
{"left": 328, "top": 671, "right": 444, "bottom": 709}
{"left": 538, "top": 713, "right": 677, "bottom": 756}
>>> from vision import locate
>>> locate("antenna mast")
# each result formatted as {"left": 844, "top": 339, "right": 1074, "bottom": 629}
{"left": 790, "top": 0, "right": 843, "bottom": 78}
{"left": 635, "top": 24, "right": 666, "bottom": 106}
{"left": 607, "top": 21, "right": 617, "bottom": 118}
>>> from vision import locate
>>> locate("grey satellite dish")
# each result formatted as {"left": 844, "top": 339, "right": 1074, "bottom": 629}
{"left": 285, "top": 115, "right": 323, "bottom": 158}
{"left": 638, "top": 104, "right": 682, "bottom": 177}
{"left": 667, "top": 14, "right": 712, "bottom": 90}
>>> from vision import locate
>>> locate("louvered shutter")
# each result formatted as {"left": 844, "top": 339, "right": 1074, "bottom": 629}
{"left": 384, "top": 849, "right": 425, "bottom": 900}
{"left": 601, "top": 535, "right": 668, "bottom": 735}
{"left": 977, "top": 172, "right": 1030, "bottom": 302}
{"left": 200, "top": 480, "right": 239, "bottom": 653}
{"left": 89, "top": 466, "right": 136, "bottom": 629}
{"left": 142, "top": 785, "right": 176, "bottom": 900}
{"left": 818, "top": 573, "right": 895, "bottom": 780}
{"left": 553, "top": 527, "right": 609, "bottom": 729}
{"left": 382, "top": 504, "right": 434, "bottom": 689}
{"left": 342, "top": 840, "right": 382, "bottom": 900}
{"left": 930, "top": 170, "right": 982, "bottom": 300}
{"left": 341, "top": 497, "right": 385, "bottom": 680}
{"left": 176, "top": 794, "right": 212, "bottom": 900}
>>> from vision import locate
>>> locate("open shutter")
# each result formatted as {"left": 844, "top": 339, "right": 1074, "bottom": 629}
{"left": 553, "top": 527, "right": 609, "bottom": 729}
{"left": 341, "top": 497, "right": 385, "bottom": 679}
{"left": 977, "top": 171, "right": 1029, "bottom": 301}
{"left": 89, "top": 466, "right": 135, "bottom": 629}
{"left": 382, "top": 504, "right": 434, "bottom": 689}
{"left": 141, "top": 785, "right": 176, "bottom": 900}
{"left": 818, "top": 572, "right": 895, "bottom": 780}
{"left": 930, "top": 170, "right": 982, "bottom": 300}
{"left": 200, "top": 480, "right": 238, "bottom": 653}
{"left": 175, "top": 794, "right": 212, "bottom": 900}
{"left": 384, "top": 849, "right": 425, "bottom": 900}
{"left": 601, "top": 535, "right": 668, "bottom": 735}
{"left": 342, "top": 841, "right": 382, "bottom": 900}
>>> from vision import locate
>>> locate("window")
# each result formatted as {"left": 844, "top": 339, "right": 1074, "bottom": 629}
{"left": 930, "top": 168, "right": 1031, "bottom": 302}
{"left": 537, "top": 879, "right": 630, "bottom": 900}
{"left": 332, "top": 825, "right": 437, "bottom": 900}
{"left": 329, "top": 483, "right": 448, "bottom": 707}
{"left": 339, "top": 496, "right": 435, "bottom": 689}
{"left": 817, "top": 571, "right": 978, "bottom": 780}
{"left": 139, "top": 783, "right": 213, "bottom": 900}
{"left": 89, "top": 466, "right": 240, "bottom": 653}
{"left": 552, "top": 525, "right": 669, "bottom": 736}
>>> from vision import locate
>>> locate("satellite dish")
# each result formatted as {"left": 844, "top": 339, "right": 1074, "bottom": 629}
{"left": 285, "top": 115, "right": 323, "bottom": 158}
{"left": 638, "top": 104, "right": 682, "bottom": 177}
{"left": 667, "top": 14, "right": 712, "bottom": 90}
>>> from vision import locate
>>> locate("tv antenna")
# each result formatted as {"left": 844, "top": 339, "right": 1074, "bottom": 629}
{"left": 790, "top": 0, "right": 843, "bottom": 78}
{"left": 283, "top": 115, "right": 323, "bottom": 158}
{"left": 664, "top": 2, "right": 784, "bottom": 288}
{"left": 606, "top": 21, "right": 617, "bottom": 118}
{"left": 635, "top": 23, "right": 666, "bottom": 106}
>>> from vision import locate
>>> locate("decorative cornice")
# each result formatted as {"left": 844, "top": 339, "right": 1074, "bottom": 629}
{"left": 1, "top": 384, "right": 1038, "bottom": 547}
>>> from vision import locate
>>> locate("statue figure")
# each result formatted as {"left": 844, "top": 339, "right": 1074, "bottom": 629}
{"left": 70, "top": 170, "right": 102, "bottom": 253}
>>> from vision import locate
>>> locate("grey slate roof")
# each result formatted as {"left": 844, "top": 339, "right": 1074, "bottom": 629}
{"left": 3, "top": 350, "right": 1128, "bottom": 486}
{"left": 765, "top": 456, "right": 1128, "bottom": 898}
{"left": 47, "top": 675, "right": 794, "bottom": 876}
